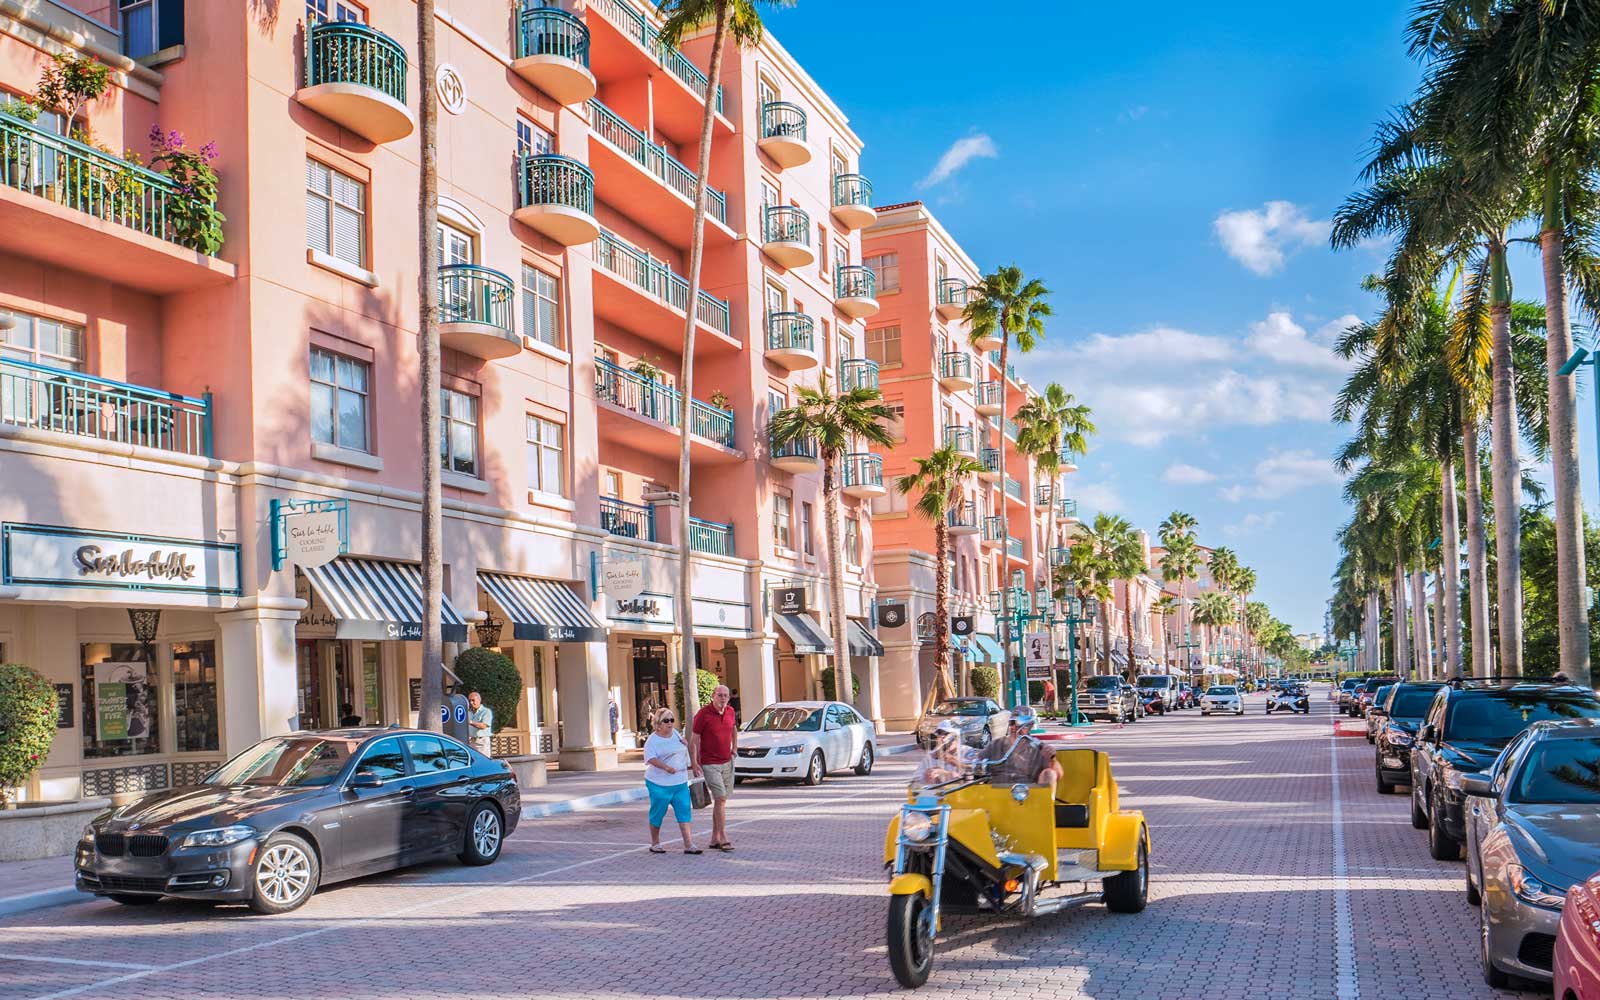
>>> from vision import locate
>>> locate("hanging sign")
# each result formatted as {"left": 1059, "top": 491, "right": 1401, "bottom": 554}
{"left": 877, "top": 603, "right": 907, "bottom": 629}
{"left": 951, "top": 615, "right": 975, "bottom": 638}
{"left": 602, "top": 551, "right": 647, "bottom": 600}
{"left": 772, "top": 586, "right": 808, "bottom": 615}
{"left": 283, "top": 510, "right": 343, "bottom": 569}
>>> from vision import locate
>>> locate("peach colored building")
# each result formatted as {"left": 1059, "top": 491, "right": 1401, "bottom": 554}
{"left": 0, "top": 0, "right": 887, "bottom": 800}
{"left": 1150, "top": 543, "right": 1246, "bottom": 676}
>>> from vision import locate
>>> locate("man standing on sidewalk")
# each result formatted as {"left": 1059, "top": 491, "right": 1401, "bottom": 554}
{"left": 691, "top": 685, "right": 738, "bottom": 852}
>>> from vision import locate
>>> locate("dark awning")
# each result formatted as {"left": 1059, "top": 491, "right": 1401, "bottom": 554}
{"left": 847, "top": 618, "right": 884, "bottom": 657}
{"left": 301, "top": 558, "right": 468, "bottom": 643}
{"left": 774, "top": 612, "right": 832, "bottom": 655}
{"left": 479, "top": 572, "right": 606, "bottom": 643}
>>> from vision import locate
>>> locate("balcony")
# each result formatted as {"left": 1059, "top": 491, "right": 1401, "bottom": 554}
{"left": 1007, "top": 536, "right": 1026, "bottom": 562}
{"left": 600, "top": 496, "right": 656, "bottom": 541}
{"left": 834, "top": 265, "right": 879, "bottom": 320}
{"left": 974, "top": 380, "right": 1003, "bottom": 416}
{"left": 513, "top": 155, "right": 599, "bottom": 246}
{"left": 1034, "top": 484, "right": 1053, "bottom": 510}
{"left": 1056, "top": 498, "right": 1079, "bottom": 524}
{"left": 689, "top": 516, "right": 735, "bottom": 557}
{"left": 947, "top": 500, "right": 978, "bottom": 535}
{"left": 297, "top": 21, "right": 414, "bottom": 144}
{"left": 843, "top": 452, "right": 885, "bottom": 499}
{"left": 761, "top": 205, "right": 813, "bottom": 269}
{"left": 1, "top": 359, "right": 211, "bottom": 457}
{"left": 937, "top": 278, "right": 977, "bottom": 322}
{"left": 591, "top": 231, "right": 735, "bottom": 353}
{"left": 831, "top": 173, "right": 876, "bottom": 231}
{"left": 593, "top": 357, "right": 739, "bottom": 461}
{"left": 943, "top": 425, "right": 976, "bottom": 458}
{"left": 512, "top": 7, "right": 597, "bottom": 106}
{"left": 586, "top": 99, "right": 732, "bottom": 243}
{"left": 938, "top": 352, "right": 974, "bottom": 391}
{"left": 770, "top": 433, "right": 821, "bottom": 475}
{"left": 585, "top": 0, "right": 729, "bottom": 144}
{"left": 978, "top": 446, "right": 1001, "bottom": 482}
{"left": 763, "top": 311, "right": 818, "bottom": 372}
{"left": 1004, "top": 477, "right": 1025, "bottom": 504}
{"left": 1004, "top": 418, "right": 1020, "bottom": 442}
{"left": 439, "top": 265, "right": 518, "bottom": 360}
{"left": 981, "top": 515, "right": 1005, "bottom": 549}
{"left": 0, "top": 112, "right": 234, "bottom": 293}
{"left": 758, "top": 101, "right": 810, "bottom": 169}
{"left": 989, "top": 351, "right": 1020, "bottom": 383}
{"left": 1059, "top": 448, "right": 1079, "bottom": 473}
{"left": 1051, "top": 546, "right": 1072, "bottom": 568}
{"left": 839, "top": 357, "right": 879, "bottom": 393}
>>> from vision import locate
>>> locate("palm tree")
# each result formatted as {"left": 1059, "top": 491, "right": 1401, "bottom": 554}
{"left": 1192, "top": 592, "right": 1235, "bottom": 677}
{"left": 1159, "top": 533, "right": 1202, "bottom": 674}
{"left": 1233, "top": 566, "right": 1257, "bottom": 674}
{"left": 769, "top": 374, "right": 894, "bottom": 709}
{"left": 1065, "top": 513, "right": 1139, "bottom": 676}
{"left": 1208, "top": 547, "right": 1241, "bottom": 672}
{"left": 897, "top": 446, "right": 985, "bottom": 707}
{"left": 417, "top": 0, "right": 444, "bottom": 732}
{"left": 1152, "top": 595, "right": 1179, "bottom": 670}
{"left": 964, "top": 265, "right": 1050, "bottom": 702}
{"left": 657, "top": 0, "right": 780, "bottom": 720}
{"left": 1015, "top": 383, "right": 1095, "bottom": 555}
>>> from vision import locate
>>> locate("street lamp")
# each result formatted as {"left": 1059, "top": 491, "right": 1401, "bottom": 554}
{"left": 1558, "top": 346, "right": 1600, "bottom": 498}
{"left": 993, "top": 581, "right": 1097, "bottom": 727}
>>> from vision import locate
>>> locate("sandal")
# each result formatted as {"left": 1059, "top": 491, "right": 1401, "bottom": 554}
{"left": 713, "top": 841, "right": 734, "bottom": 852}
{"left": 683, "top": 847, "right": 703, "bottom": 854}
{"left": 648, "top": 845, "right": 666, "bottom": 854}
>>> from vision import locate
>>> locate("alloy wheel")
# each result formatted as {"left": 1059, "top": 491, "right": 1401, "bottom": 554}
{"left": 256, "top": 843, "right": 312, "bottom": 906}
{"left": 472, "top": 807, "right": 502, "bottom": 858}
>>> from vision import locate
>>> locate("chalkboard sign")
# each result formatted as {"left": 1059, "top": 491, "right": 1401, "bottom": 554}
{"left": 408, "top": 678, "right": 423, "bottom": 711}
{"left": 54, "top": 684, "right": 73, "bottom": 728}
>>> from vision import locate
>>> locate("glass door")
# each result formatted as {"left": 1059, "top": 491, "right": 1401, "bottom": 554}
{"left": 295, "top": 639, "right": 324, "bottom": 731}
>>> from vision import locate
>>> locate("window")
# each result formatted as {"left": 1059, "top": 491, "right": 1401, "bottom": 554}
{"left": 767, "top": 388, "right": 787, "bottom": 423}
{"left": 441, "top": 387, "right": 479, "bottom": 476}
{"left": 831, "top": 149, "right": 848, "bottom": 181}
{"left": 120, "top": 0, "right": 159, "bottom": 58}
{"left": 402, "top": 735, "right": 451, "bottom": 773}
{"left": 759, "top": 180, "right": 779, "bottom": 211}
{"left": 353, "top": 739, "right": 408, "bottom": 781}
{"left": 307, "top": 0, "right": 366, "bottom": 23}
{"left": 437, "top": 222, "right": 472, "bottom": 267}
{"left": 443, "top": 740, "right": 470, "bottom": 769}
{"left": 834, "top": 239, "right": 849, "bottom": 273}
{"left": 171, "top": 641, "right": 219, "bottom": 753}
{"left": 765, "top": 281, "right": 787, "bottom": 318}
{"left": 801, "top": 502, "right": 814, "bottom": 556}
{"left": 306, "top": 159, "right": 366, "bottom": 268}
{"left": 758, "top": 75, "right": 779, "bottom": 111}
{"left": 840, "top": 331, "right": 856, "bottom": 361}
{"left": 845, "top": 517, "right": 861, "bottom": 565}
{"left": 880, "top": 401, "right": 905, "bottom": 441}
{"left": 80, "top": 644, "right": 159, "bottom": 760}
{"left": 0, "top": 309, "right": 84, "bottom": 371}
{"left": 818, "top": 225, "right": 829, "bottom": 273}
{"left": 522, "top": 265, "right": 562, "bottom": 348}
{"left": 936, "top": 257, "right": 947, "bottom": 288}
{"left": 866, "top": 325, "right": 901, "bottom": 367}
{"left": 310, "top": 348, "right": 370, "bottom": 452}
{"left": 604, "top": 470, "right": 622, "bottom": 497}
{"left": 774, "top": 492, "right": 793, "bottom": 549}
{"left": 517, "top": 116, "right": 555, "bottom": 158}
{"left": 525, "top": 414, "right": 566, "bottom": 496}
{"left": 864, "top": 252, "right": 900, "bottom": 293}
{"left": 871, "top": 489, "right": 906, "bottom": 516}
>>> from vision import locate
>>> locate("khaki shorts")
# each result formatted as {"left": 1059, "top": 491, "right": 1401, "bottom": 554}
{"left": 701, "top": 760, "right": 734, "bottom": 800}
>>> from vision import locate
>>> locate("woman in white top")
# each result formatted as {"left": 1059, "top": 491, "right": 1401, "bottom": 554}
{"left": 643, "top": 710, "right": 700, "bottom": 854}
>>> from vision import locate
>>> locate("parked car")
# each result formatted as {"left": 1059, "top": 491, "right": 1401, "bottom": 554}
{"left": 1352, "top": 676, "right": 1398, "bottom": 718}
{"left": 1126, "top": 680, "right": 1147, "bottom": 718}
{"left": 1136, "top": 674, "right": 1179, "bottom": 711}
{"left": 1373, "top": 681, "right": 1447, "bottom": 794}
{"left": 1338, "top": 677, "right": 1364, "bottom": 711}
{"left": 735, "top": 701, "right": 876, "bottom": 785}
{"left": 1411, "top": 684, "right": 1600, "bottom": 861}
{"left": 1200, "top": 685, "right": 1244, "bottom": 716}
{"left": 75, "top": 728, "right": 519, "bottom": 914}
{"left": 1080, "top": 675, "right": 1138, "bottom": 723}
{"left": 1365, "top": 684, "right": 1397, "bottom": 742}
{"left": 1555, "top": 868, "right": 1600, "bottom": 1000}
{"left": 1461, "top": 720, "right": 1600, "bottom": 987}
{"left": 915, "top": 697, "right": 1010, "bottom": 749}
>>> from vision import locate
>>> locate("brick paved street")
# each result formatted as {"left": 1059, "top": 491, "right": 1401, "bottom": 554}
{"left": 0, "top": 689, "right": 1537, "bottom": 1000}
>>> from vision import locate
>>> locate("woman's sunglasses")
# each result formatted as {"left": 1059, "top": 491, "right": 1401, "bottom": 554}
{"left": 657, "top": 716, "right": 675, "bottom": 724}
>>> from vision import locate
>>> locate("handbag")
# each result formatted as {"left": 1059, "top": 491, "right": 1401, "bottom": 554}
{"left": 688, "top": 776, "right": 711, "bottom": 809}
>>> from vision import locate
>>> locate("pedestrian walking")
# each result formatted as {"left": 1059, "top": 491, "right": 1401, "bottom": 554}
{"left": 643, "top": 710, "right": 700, "bottom": 854}
{"left": 608, "top": 694, "right": 620, "bottom": 745}
{"left": 465, "top": 690, "right": 493, "bottom": 756}
{"left": 690, "top": 684, "right": 738, "bottom": 852}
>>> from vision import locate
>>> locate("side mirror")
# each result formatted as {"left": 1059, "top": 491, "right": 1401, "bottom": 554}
{"left": 1461, "top": 775, "right": 1494, "bottom": 798}
{"left": 1419, "top": 725, "right": 1437, "bottom": 744}
{"left": 349, "top": 773, "right": 384, "bottom": 789}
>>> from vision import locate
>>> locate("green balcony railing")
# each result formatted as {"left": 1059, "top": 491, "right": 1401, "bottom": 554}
{"left": 0, "top": 111, "right": 223, "bottom": 253}
{"left": 1059, "top": 446, "right": 1080, "bottom": 464}
{"left": 844, "top": 452, "right": 883, "bottom": 490}
{"left": 585, "top": 0, "right": 723, "bottom": 112}
{"left": 599, "top": 495, "right": 655, "bottom": 541}
{"left": 835, "top": 264, "right": 876, "bottom": 301}
{"left": 592, "top": 231, "right": 731, "bottom": 334}
{"left": 980, "top": 446, "right": 1001, "bottom": 475}
{"left": 987, "top": 350, "right": 1019, "bottom": 382}
{"left": 1004, "top": 418, "right": 1020, "bottom": 441}
{"left": 943, "top": 425, "right": 975, "bottom": 453}
{"left": 1051, "top": 546, "right": 1072, "bottom": 568}
{"left": 938, "top": 278, "right": 975, "bottom": 309}
{"left": 982, "top": 515, "right": 1006, "bottom": 543}
{"left": 1007, "top": 536, "right": 1025, "bottom": 560}
{"left": 1, "top": 358, "right": 212, "bottom": 456}
{"left": 1057, "top": 498, "right": 1079, "bottom": 520}
{"left": 839, "top": 357, "right": 879, "bottom": 393}
{"left": 763, "top": 204, "right": 809, "bottom": 244}
{"left": 760, "top": 101, "right": 807, "bottom": 142}
{"left": 439, "top": 264, "right": 515, "bottom": 331}
{"left": 975, "top": 380, "right": 1003, "bottom": 409}
{"left": 593, "top": 356, "right": 735, "bottom": 448}
{"left": 305, "top": 21, "right": 407, "bottom": 105}
{"left": 766, "top": 311, "right": 814, "bottom": 352}
{"left": 771, "top": 433, "right": 820, "bottom": 462}
{"left": 1035, "top": 484, "right": 1053, "bottom": 507}
{"left": 1005, "top": 477, "right": 1024, "bottom": 501}
{"left": 940, "top": 352, "right": 973, "bottom": 382}
{"left": 515, "top": 6, "right": 590, "bottom": 65}
{"left": 587, "top": 99, "right": 727, "bottom": 223}
{"left": 688, "top": 516, "right": 734, "bottom": 556}
{"left": 947, "top": 500, "right": 977, "bottom": 530}
{"left": 833, "top": 172, "right": 872, "bottom": 209}
{"left": 518, "top": 153, "right": 594, "bottom": 216}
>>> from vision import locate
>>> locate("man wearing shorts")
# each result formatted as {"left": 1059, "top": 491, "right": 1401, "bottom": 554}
{"left": 691, "top": 684, "right": 738, "bottom": 852}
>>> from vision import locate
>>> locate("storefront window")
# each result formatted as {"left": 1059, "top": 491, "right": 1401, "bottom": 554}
{"left": 81, "top": 644, "right": 159, "bottom": 759}
{"left": 361, "top": 642, "right": 382, "bottom": 724}
{"left": 171, "top": 640, "right": 219, "bottom": 752}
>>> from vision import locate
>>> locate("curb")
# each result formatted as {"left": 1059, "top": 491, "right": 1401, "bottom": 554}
{"left": 520, "top": 785, "right": 648, "bottom": 819}
{"left": 0, "top": 885, "right": 85, "bottom": 919}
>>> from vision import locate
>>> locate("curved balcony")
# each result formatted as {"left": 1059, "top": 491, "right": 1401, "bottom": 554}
{"left": 1034, "top": 484, "right": 1053, "bottom": 510}
{"left": 975, "top": 380, "right": 1003, "bottom": 416}
{"left": 843, "top": 452, "right": 886, "bottom": 499}
{"left": 761, "top": 205, "right": 813, "bottom": 269}
{"left": 937, "top": 278, "right": 978, "bottom": 322}
{"left": 1059, "top": 447, "right": 1080, "bottom": 474}
{"left": 943, "top": 424, "right": 976, "bottom": 458}
{"left": 978, "top": 446, "right": 1001, "bottom": 482}
{"left": 770, "top": 433, "right": 821, "bottom": 474}
{"left": 834, "top": 264, "right": 879, "bottom": 320}
{"left": 839, "top": 357, "right": 879, "bottom": 393}
{"left": 439, "top": 264, "right": 519, "bottom": 360}
{"left": 512, "top": 7, "right": 596, "bottom": 106}
{"left": 1056, "top": 498, "right": 1079, "bottom": 524}
{"left": 981, "top": 515, "right": 1005, "bottom": 549}
{"left": 765, "top": 311, "right": 817, "bottom": 372}
{"left": 947, "top": 500, "right": 978, "bottom": 536}
{"left": 297, "top": 22, "right": 414, "bottom": 144}
{"left": 831, "top": 173, "right": 875, "bottom": 231}
{"left": 1050, "top": 546, "right": 1072, "bottom": 568}
{"left": 758, "top": 101, "right": 810, "bottom": 169}
{"left": 514, "top": 155, "right": 599, "bottom": 246}
{"left": 938, "top": 352, "right": 974, "bottom": 391}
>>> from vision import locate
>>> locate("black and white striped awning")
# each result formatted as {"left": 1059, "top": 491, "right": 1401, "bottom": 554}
{"left": 301, "top": 558, "right": 468, "bottom": 643}
{"left": 479, "top": 572, "right": 605, "bottom": 643}
{"left": 774, "top": 612, "right": 832, "bottom": 655}
{"left": 847, "top": 618, "right": 884, "bottom": 657}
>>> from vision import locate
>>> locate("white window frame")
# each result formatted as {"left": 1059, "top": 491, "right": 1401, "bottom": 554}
{"left": 309, "top": 347, "right": 371, "bottom": 453}
{"left": 440, "top": 386, "right": 480, "bottom": 478}
{"left": 306, "top": 158, "right": 367, "bottom": 269}
{"left": 525, "top": 413, "right": 566, "bottom": 496}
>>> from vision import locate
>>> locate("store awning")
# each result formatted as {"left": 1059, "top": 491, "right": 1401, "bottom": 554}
{"left": 1111, "top": 650, "right": 1129, "bottom": 669}
{"left": 972, "top": 634, "right": 1006, "bottom": 663}
{"left": 301, "top": 558, "right": 468, "bottom": 643}
{"left": 847, "top": 619, "right": 884, "bottom": 657}
{"left": 774, "top": 612, "right": 832, "bottom": 655}
{"left": 479, "top": 572, "right": 606, "bottom": 643}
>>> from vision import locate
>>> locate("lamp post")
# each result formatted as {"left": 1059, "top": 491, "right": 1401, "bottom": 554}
{"left": 1558, "top": 347, "right": 1600, "bottom": 501}
{"left": 990, "top": 582, "right": 1097, "bottom": 727}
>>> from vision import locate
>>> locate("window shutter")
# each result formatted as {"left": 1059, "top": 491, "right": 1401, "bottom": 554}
{"left": 332, "top": 204, "right": 363, "bottom": 266}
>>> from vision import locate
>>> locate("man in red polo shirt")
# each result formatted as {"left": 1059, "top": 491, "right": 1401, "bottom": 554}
{"left": 691, "top": 684, "right": 738, "bottom": 852}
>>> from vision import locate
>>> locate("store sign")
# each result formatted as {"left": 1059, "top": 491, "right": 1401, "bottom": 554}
{"left": 54, "top": 684, "right": 73, "bottom": 729}
{"left": 772, "top": 586, "right": 807, "bottom": 615}
{"left": 607, "top": 591, "right": 750, "bottom": 632}
{"left": 951, "top": 615, "right": 975, "bottom": 638}
{"left": 2, "top": 523, "right": 241, "bottom": 596}
{"left": 615, "top": 597, "right": 662, "bottom": 618}
{"left": 603, "top": 552, "right": 647, "bottom": 600}
{"left": 283, "top": 510, "right": 342, "bottom": 569}
{"left": 877, "top": 603, "right": 907, "bottom": 629}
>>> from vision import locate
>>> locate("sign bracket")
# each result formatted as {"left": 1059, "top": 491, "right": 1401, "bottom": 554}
{"left": 270, "top": 498, "right": 349, "bottom": 571}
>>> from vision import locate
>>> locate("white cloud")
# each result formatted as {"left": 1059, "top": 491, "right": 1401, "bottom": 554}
{"left": 1060, "top": 326, "right": 1233, "bottom": 370}
{"left": 1074, "top": 480, "right": 1124, "bottom": 515}
{"left": 1219, "top": 450, "right": 1344, "bottom": 502}
{"left": 1214, "top": 201, "right": 1330, "bottom": 276}
{"left": 1245, "top": 311, "right": 1354, "bottom": 371}
{"left": 1223, "top": 511, "right": 1283, "bottom": 538}
{"left": 1071, "top": 368, "right": 1334, "bottom": 447}
{"left": 1163, "top": 462, "right": 1217, "bottom": 485}
{"left": 917, "top": 133, "right": 998, "bottom": 189}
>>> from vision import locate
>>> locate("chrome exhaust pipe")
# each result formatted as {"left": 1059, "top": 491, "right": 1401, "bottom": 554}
{"left": 998, "top": 851, "right": 1047, "bottom": 916}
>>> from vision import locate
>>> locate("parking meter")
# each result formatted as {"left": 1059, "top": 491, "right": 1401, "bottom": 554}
{"left": 442, "top": 692, "right": 472, "bottom": 744}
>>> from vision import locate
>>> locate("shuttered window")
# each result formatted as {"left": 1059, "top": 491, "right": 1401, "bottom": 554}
{"left": 306, "top": 159, "right": 367, "bottom": 269}
{"left": 522, "top": 265, "right": 562, "bottom": 348}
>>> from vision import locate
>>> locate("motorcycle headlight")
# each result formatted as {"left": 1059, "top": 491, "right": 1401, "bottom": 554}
{"left": 773, "top": 743, "right": 805, "bottom": 755}
{"left": 1509, "top": 865, "right": 1567, "bottom": 909}
{"left": 900, "top": 811, "right": 934, "bottom": 843}
{"left": 180, "top": 825, "right": 257, "bottom": 849}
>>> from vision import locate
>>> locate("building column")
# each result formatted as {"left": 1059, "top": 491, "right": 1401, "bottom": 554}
{"left": 878, "top": 640, "right": 922, "bottom": 731}
{"left": 216, "top": 601, "right": 301, "bottom": 754}
{"left": 555, "top": 640, "right": 617, "bottom": 770}
{"left": 734, "top": 636, "right": 778, "bottom": 712}
{"left": 858, "top": 654, "right": 884, "bottom": 732}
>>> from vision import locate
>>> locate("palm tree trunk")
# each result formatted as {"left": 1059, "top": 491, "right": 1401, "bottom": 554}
{"left": 417, "top": 0, "right": 443, "bottom": 733}
{"left": 997, "top": 336, "right": 1012, "bottom": 704}
{"left": 1098, "top": 597, "right": 1111, "bottom": 676}
{"left": 932, "top": 507, "right": 953, "bottom": 702}
{"left": 1124, "top": 583, "right": 1136, "bottom": 682}
{"left": 1410, "top": 567, "right": 1430, "bottom": 679}
{"left": 673, "top": 4, "right": 729, "bottom": 722}
{"left": 1392, "top": 545, "right": 1410, "bottom": 679}
{"left": 1440, "top": 452, "right": 1463, "bottom": 677}
{"left": 1540, "top": 179, "right": 1592, "bottom": 688}
{"left": 1432, "top": 565, "right": 1446, "bottom": 680}
{"left": 1462, "top": 411, "right": 1492, "bottom": 678}
{"left": 1488, "top": 243, "right": 1524, "bottom": 677}
{"left": 823, "top": 454, "right": 853, "bottom": 706}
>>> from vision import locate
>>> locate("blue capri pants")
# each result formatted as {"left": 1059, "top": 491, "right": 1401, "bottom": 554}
{"left": 646, "top": 779, "right": 692, "bottom": 826}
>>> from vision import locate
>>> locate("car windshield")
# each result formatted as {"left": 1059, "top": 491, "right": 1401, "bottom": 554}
{"left": 1343, "top": 680, "right": 1363, "bottom": 690}
{"left": 1084, "top": 677, "right": 1122, "bottom": 691}
{"left": 1207, "top": 686, "right": 1237, "bottom": 696}
{"left": 1370, "top": 685, "right": 1395, "bottom": 708}
{"left": 1445, "top": 693, "right": 1600, "bottom": 741}
{"left": 1510, "top": 737, "right": 1600, "bottom": 803}
{"left": 1137, "top": 677, "right": 1171, "bottom": 688}
{"left": 746, "top": 707, "right": 821, "bottom": 731}
{"left": 1390, "top": 686, "right": 1442, "bottom": 719}
{"left": 207, "top": 736, "right": 357, "bottom": 787}
{"left": 930, "top": 699, "right": 989, "bottom": 716}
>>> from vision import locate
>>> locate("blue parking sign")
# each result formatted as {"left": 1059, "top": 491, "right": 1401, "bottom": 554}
{"left": 454, "top": 704, "right": 467, "bottom": 723}
{"left": 440, "top": 705, "right": 449, "bottom": 724}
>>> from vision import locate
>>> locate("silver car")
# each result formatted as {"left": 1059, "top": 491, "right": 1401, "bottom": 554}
{"left": 914, "top": 697, "right": 1009, "bottom": 749}
{"left": 1462, "top": 719, "right": 1600, "bottom": 987}
{"left": 1200, "top": 684, "right": 1244, "bottom": 716}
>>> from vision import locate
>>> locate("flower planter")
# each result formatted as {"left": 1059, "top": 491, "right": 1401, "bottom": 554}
{"left": 0, "top": 797, "right": 111, "bottom": 862}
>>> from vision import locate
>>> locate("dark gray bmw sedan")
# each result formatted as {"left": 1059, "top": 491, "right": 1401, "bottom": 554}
{"left": 75, "top": 728, "right": 521, "bottom": 913}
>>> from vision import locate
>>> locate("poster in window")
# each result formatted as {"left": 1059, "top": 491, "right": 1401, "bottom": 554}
{"left": 54, "top": 684, "right": 73, "bottom": 728}
{"left": 93, "top": 660, "right": 150, "bottom": 741}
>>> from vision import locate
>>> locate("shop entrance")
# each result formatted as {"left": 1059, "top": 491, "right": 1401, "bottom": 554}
{"left": 632, "top": 639, "right": 667, "bottom": 732}
{"left": 296, "top": 639, "right": 387, "bottom": 730}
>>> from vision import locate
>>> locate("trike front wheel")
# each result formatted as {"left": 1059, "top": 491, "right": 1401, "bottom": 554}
{"left": 887, "top": 891, "right": 935, "bottom": 988}
{"left": 1103, "top": 841, "right": 1148, "bottom": 914}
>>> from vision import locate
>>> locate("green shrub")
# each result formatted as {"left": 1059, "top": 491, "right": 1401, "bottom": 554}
{"left": 453, "top": 647, "right": 521, "bottom": 733}
{"left": 0, "top": 664, "right": 57, "bottom": 805}
{"left": 1028, "top": 680, "right": 1045, "bottom": 703}
{"left": 820, "top": 665, "right": 861, "bottom": 701}
{"left": 970, "top": 665, "right": 1001, "bottom": 698}
{"left": 672, "top": 668, "right": 721, "bottom": 721}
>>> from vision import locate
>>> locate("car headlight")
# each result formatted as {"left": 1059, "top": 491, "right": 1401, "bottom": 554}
{"left": 773, "top": 744, "right": 805, "bottom": 755}
{"left": 1509, "top": 865, "right": 1567, "bottom": 909}
{"left": 1442, "top": 768, "right": 1467, "bottom": 792}
{"left": 80, "top": 823, "right": 96, "bottom": 842}
{"left": 1390, "top": 733, "right": 1413, "bottom": 748}
{"left": 900, "top": 811, "right": 934, "bottom": 843}
{"left": 180, "top": 825, "right": 257, "bottom": 849}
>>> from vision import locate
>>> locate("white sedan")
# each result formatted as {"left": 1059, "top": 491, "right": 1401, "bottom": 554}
{"left": 1200, "top": 685, "right": 1245, "bottom": 716}
{"left": 733, "top": 701, "right": 876, "bottom": 785}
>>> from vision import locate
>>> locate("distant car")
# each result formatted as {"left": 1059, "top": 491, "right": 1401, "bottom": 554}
{"left": 735, "top": 701, "right": 876, "bottom": 786}
{"left": 1200, "top": 685, "right": 1244, "bottom": 716}
{"left": 1364, "top": 685, "right": 1397, "bottom": 741}
{"left": 1136, "top": 674, "right": 1178, "bottom": 711}
{"left": 1266, "top": 683, "right": 1309, "bottom": 715}
{"left": 1373, "top": 682, "right": 1447, "bottom": 794}
{"left": 1352, "top": 676, "right": 1398, "bottom": 718}
{"left": 75, "top": 729, "right": 519, "bottom": 914}
{"left": 1555, "top": 869, "right": 1600, "bottom": 1000}
{"left": 1462, "top": 720, "right": 1600, "bottom": 987}
{"left": 1338, "top": 678, "right": 1364, "bottom": 710}
{"left": 1080, "top": 675, "right": 1138, "bottom": 723}
{"left": 915, "top": 697, "right": 1009, "bottom": 749}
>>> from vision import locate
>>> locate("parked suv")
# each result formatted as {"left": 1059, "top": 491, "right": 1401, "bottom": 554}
{"left": 1373, "top": 681, "right": 1446, "bottom": 793}
{"left": 1136, "top": 674, "right": 1178, "bottom": 711}
{"left": 1351, "top": 676, "right": 1399, "bottom": 718}
{"left": 1338, "top": 678, "right": 1365, "bottom": 713}
{"left": 1080, "top": 675, "right": 1137, "bottom": 723}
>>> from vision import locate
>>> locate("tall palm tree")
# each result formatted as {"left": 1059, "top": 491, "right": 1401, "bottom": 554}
{"left": 657, "top": 0, "right": 779, "bottom": 720}
{"left": 897, "top": 446, "right": 985, "bottom": 707}
{"left": 417, "top": 0, "right": 443, "bottom": 732}
{"left": 1153, "top": 595, "right": 1179, "bottom": 670}
{"left": 1192, "top": 592, "right": 1235, "bottom": 677}
{"left": 1015, "top": 383, "right": 1094, "bottom": 555}
{"left": 1065, "top": 513, "right": 1139, "bottom": 676}
{"left": 1159, "top": 533, "right": 1201, "bottom": 673}
{"left": 1208, "top": 547, "right": 1241, "bottom": 672}
{"left": 964, "top": 265, "right": 1050, "bottom": 703}
{"left": 769, "top": 374, "right": 894, "bottom": 708}
{"left": 1233, "top": 566, "right": 1257, "bottom": 674}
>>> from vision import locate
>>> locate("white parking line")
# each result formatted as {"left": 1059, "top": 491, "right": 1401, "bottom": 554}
{"left": 1331, "top": 716, "right": 1360, "bottom": 1000}
{"left": 0, "top": 955, "right": 157, "bottom": 971}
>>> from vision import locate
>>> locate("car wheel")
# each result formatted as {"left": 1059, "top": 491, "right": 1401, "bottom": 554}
{"left": 803, "top": 750, "right": 825, "bottom": 786}
{"left": 459, "top": 801, "right": 504, "bottom": 866}
{"left": 1410, "top": 784, "right": 1430, "bottom": 830}
{"left": 248, "top": 832, "right": 319, "bottom": 915}
{"left": 1428, "top": 790, "right": 1462, "bottom": 861}
{"left": 108, "top": 894, "right": 160, "bottom": 906}
{"left": 1480, "top": 904, "right": 1511, "bottom": 988}
{"left": 854, "top": 743, "right": 875, "bottom": 776}
{"left": 887, "top": 891, "right": 935, "bottom": 988}
{"left": 1103, "top": 840, "right": 1149, "bottom": 914}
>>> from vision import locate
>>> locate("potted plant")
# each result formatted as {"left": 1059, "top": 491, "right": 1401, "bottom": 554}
{"left": 708, "top": 389, "right": 731, "bottom": 410}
